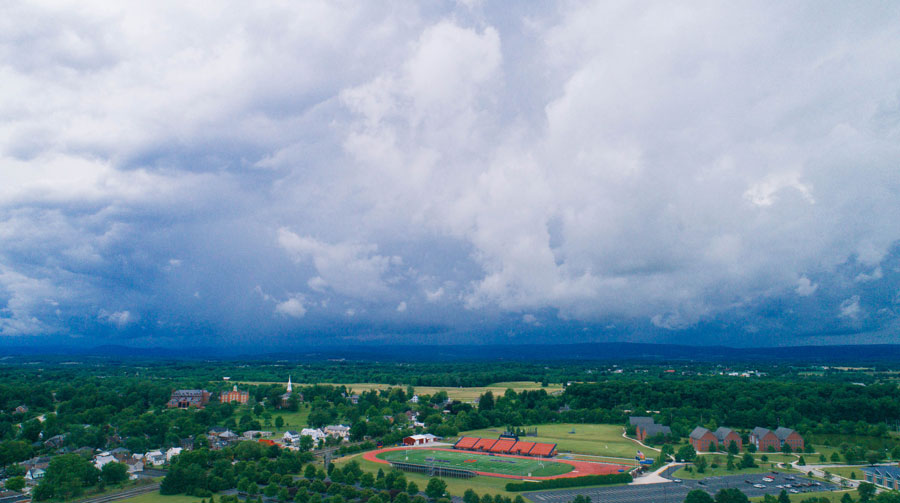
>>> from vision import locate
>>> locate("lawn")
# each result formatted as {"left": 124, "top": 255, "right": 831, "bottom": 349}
{"left": 376, "top": 449, "right": 573, "bottom": 477}
{"left": 674, "top": 464, "right": 784, "bottom": 480}
{"left": 818, "top": 467, "right": 865, "bottom": 480}
{"left": 459, "top": 423, "right": 648, "bottom": 459}
{"left": 117, "top": 493, "right": 205, "bottom": 503}
{"left": 335, "top": 452, "right": 516, "bottom": 497}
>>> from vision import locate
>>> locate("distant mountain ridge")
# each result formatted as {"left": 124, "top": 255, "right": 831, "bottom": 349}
{"left": 3, "top": 341, "right": 900, "bottom": 363}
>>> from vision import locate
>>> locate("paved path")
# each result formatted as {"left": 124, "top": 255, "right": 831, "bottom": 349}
{"left": 631, "top": 463, "right": 683, "bottom": 485}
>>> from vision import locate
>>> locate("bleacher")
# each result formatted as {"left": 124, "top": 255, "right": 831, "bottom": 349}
{"left": 473, "top": 437, "right": 498, "bottom": 451}
{"left": 489, "top": 438, "right": 517, "bottom": 453}
{"left": 453, "top": 436, "right": 479, "bottom": 450}
{"left": 509, "top": 441, "right": 535, "bottom": 455}
{"left": 453, "top": 436, "right": 558, "bottom": 457}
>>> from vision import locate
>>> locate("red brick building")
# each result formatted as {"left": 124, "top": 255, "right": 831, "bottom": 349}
{"left": 750, "top": 427, "right": 781, "bottom": 452}
{"left": 167, "top": 389, "right": 210, "bottom": 409}
{"left": 774, "top": 427, "right": 804, "bottom": 452}
{"left": 714, "top": 427, "right": 742, "bottom": 451}
{"left": 689, "top": 427, "right": 718, "bottom": 452}
{"left": 220, "top": 386, "right": 249, "bottom": 404}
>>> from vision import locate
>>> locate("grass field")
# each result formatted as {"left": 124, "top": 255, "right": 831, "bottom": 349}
{"left": 335, "top": 452, "right": 516, "bottom": 497}
{"left": 674, "top": 464, "right": 785, "bottom": 480}
{"left": 818, "top": 467, "right": 864, "bottom": 480}
{"left": 750, "top": 489, "right": 857, "bottom": 503}
{"left": 460, "top": 423, "right": 648, "bottom": 458}
{"left": 117, "top": 493, "right": 204, "bottom": 503}
{"left": 376, "top": 448, "right": 573, "bottom": 477}
{"left": 233, "top": 381, "right": 562, "bottom": 403}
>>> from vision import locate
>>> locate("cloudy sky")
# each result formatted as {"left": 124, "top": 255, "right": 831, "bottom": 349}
{"left": 2, "top": 1, "right": 900, "bottom": 348}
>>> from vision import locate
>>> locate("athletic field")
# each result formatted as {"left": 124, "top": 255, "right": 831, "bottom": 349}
{"left": 375, "top": 448, "right": 573, "bottom": 477}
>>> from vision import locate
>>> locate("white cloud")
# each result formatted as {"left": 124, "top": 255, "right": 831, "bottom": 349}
{"left": 839, "top": 295, "right": 862, "bottom": 320}
{"left": 796, "top": 276, "right": 818, "bottom": 296}
{"left": 99, "top": 309, "right": 135, "bottom": 328}
{"left": 275, "top": 297, "right": 306, "bottom": 319}
{"left": 396, "top": 301, "right": 407, "bottom": 312}
{"left": 855, "top": 267, "right": 883, "bottom": 283}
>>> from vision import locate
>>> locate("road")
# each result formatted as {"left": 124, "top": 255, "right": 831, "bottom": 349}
{"left": 526, "top": 467, "right": 839, "bottom": 503}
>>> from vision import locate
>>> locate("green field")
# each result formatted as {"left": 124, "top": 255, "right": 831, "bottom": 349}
{"left": 674, "top": 464, "right": 785, "bottom": 480}
{"left": 335, "top": 453, "right": 516, "bottom": 497}
{"left": 750, "top": 489, "right": 858, "bottom": 503}
{"left": 233, "top": 381, "right": 562, "bottom": 403}
{"left": 376, "top": 449, "right": 573, "bottom": 477}
{"left": 460, "top": 423, "right": 648, "bottom": 458}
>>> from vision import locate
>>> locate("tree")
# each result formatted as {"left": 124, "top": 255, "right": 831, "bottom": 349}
{"left": 677, "top": 444, "right": 697, "bottom": 462}
{"left": 781, "top": 443, "right": 792, "bottom": 454}
{"left": 694, "top": 456, "right": 708, "bottom": 473}
{"left": 778, "top": 490, "right": 790, "bottom": 503}
{"left": 745, "top": 443, "right": 757, "bottom": 454}
{"left": 572, "top": 496, "right": 591, "bottom": 503}
{"left": 4, "top": 477, "right": 25, "bottom": 492}
{"left": 101, "top": 462, "right": 129, "bottom": 485}
{"left": 34, "top": 454, "right": 100, "bottom": 501}
{"left": 841, "top": 494, "right": 854, "bottom": 503}
{"left": 831, "top": 452, "right": 841, "bottom": 462}
{"left": 463, "top": 489, "right": 479, "bottom": 503}
{"left": 478, "top": 391, "right": 494, "bottom": 411}
{"left": 797, "top": 456, "right": 806, "bottom": 466}
{"left": 425, "top": 478, "right": 447, "bottom": 500}
{"left": 684, "top": 490, "right": 714, "bottom": 503}
{"left": 740, "top": 453, "right": 756, "bottom": 468}
{"left": 275, "top": 416, "right": 285, "bottom": 429}
{"left": 727, "top": 441, "right": 739, "bottom": 456}
{"left": 858, "top": 482, "right": 876, "bottom": 503}
{"left": 407, "top": 481, "right": 419, "bottom": 495}
{"left": 714, "top": 488, "right": 749, "bottom": 503}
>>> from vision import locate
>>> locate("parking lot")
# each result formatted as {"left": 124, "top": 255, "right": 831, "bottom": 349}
{"left": 526, "top": 467, "right": 840, "bottom": 503}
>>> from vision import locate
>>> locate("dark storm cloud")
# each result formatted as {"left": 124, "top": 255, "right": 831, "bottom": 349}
{"left": 1, "top": 1, "right": 900, "bottom": 346}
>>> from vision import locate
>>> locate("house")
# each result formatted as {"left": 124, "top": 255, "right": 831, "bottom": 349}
{"left": 301, "top": 428, "right": 327, "bottom": 442}
{"left": 110, "top": 447, "right": 131, "bottom": 462}
{"left": 283, "top": 431, "right": 302, "bottom": 444}
{"left": 349, "top": 395, "right": 359, "bottom": 405}
{"left": 145, "top": 450, "right": 166, "bottom": 466}
{"left": 403, "top": 434, "right": 440, "bottom": 446}
{"left": 220, "top": 385, "right": 249, "bottom": 404}
{"left": 14, "top": 405, "right": 28, "bottom": 414}
{"left": 43, "top": 434, "right": 67, "bottom": 449}
{"left": 750, "top": 427, "right": 781, "bottom": 452}
{"left": 324, "top": 425, "right": 350, "bottom": 440}
{"left": 124, "top": 457, "right": 144, "bottom": 479}
{"left": 166, "top": 447, "right": 183, "bottom": 462}
{"left": 93, "top": 454, "right": 117, "bottom": 469}
{"left": 410, "top": 395, "right": 419, "bottom": 404}
{"left": 774, "top": 427, "right": 804, "bottom": 452}
{"left": 689, "top": 427, "right": 718, "bottom": 452}
{"left": 167, "top": 389, "right": 210, "bottom": 409}
{"left": 639, "top": 423, "right": 671, "bottom": 442}
{"left": 242, "top": 430, "right": 273, "bottom": 439}
{"left": 24, "top": 468, "right": 44, "bottom": 483}
{"left": 864, "top": 466, "right": 900, "bottom": 490}
{"left": 629, "top": 416, "right": 655, "bottom": 427}
{"left": 714, "top": 427, "right": 742, "bottom": 451}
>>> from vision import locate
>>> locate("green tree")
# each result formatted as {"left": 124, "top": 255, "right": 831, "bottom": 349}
{"left": 407, "top": 481, "right": 419, "bottom": 494}
{"left": 677, "top": 444, "right": 697, "bottom": 462}
{"left": 797, "top": 456, "right": 805, "bottom": 466}
{"left": 684, "top": 490, "right": 714, "bottom": 503}
{"left": 778, "top": 490, "right": 790, "bottom": 503}
{"left": 463, "top": 490, "right": 479, "bottom": 503}
{"left": 695, "top": 456, "right": 708, "bottom": 473}
{"left": 34, "top": 454, "right": 100, "bottom": 501}
{"left": 781, "top": 443, "right": 792, "bottom": 454}
{"left": 478, "top": 391, "right": 494, "bottom": 411}
{"left": 100, "top": 462, "right": 129, "bottom": 485}
{"left": 727, "top": 441, "right": 739, "bottom": 456}
{"left": 275, "top": 416, "right": 285, "bottom": 429}
{"left": 858, "top": 482, "right": 876, "bottom": 503}
{"left": 831, "top": 452, "right": 841, "bottom": 462}
{"left": 714, "top": 488, "right": 749, "bottom": 503}
{"left": 841, "top": 494, "right": 854, "bottom": 503}
{"left": 740, "top": 453, "right": 756, "bottom": 468}
{"left": 425, "top": 478, "right": 447, "bottom": 500}
{"left": 4, "top": 477, "right": 25, "bottom": 492}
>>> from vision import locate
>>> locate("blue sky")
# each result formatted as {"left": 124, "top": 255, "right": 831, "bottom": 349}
{"left": 1, "top": 2, "right": 900, "bottom": 348}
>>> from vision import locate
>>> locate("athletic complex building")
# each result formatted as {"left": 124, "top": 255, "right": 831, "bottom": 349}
{"left": 453, "top": 435, "right": 558, "bottom": 457}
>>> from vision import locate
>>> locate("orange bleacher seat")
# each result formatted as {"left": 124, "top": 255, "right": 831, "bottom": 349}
{"left": 472, "top": 438, "right": 498, "bottom": 451}
{"left": 510, "top": 441, "right": 535, "bottom": 455}
{"left": 490, "top": 438, "right": 517, "bottom": 453}
{"left": 530, "top": 442, "right": 557, "bottom": 457}
{"left": 454, "top": 437, "right": 478, "bottom": 449}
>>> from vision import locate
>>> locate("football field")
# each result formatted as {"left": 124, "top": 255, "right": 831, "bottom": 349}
{"left": 375, "top": 448, "right": 574, "bottom": 477}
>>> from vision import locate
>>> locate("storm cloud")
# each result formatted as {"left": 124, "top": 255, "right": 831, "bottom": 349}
{"left": 2, "top": 1, "right": 899, "bottom": 347}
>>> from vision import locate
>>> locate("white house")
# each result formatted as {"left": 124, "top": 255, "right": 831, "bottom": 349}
{"left": 125, "top": 457, "right": 144, "bottom": 479}
{"left": 403, "top": 434, "right": 440, "bottom": 445}
{"left": 283, "top": 430, "right": 302, "bottom": 444}
{"left": 93, "top": 454, "right": 117, "bottom": 469}
{"left": 25, "top": 468, "right": 45, "bottom": 482}
{"left": 145, "top": 450, "right": 165, "bottom": 466}
{"left": 166, "top": 447, "right": 183, "bottom": 462}
{"left": 324, "top": 425, "right": 350, "bottom": 440}
{"left": 300, "top": 428, "right": 327, "bottom": 442}
{"left": 410, "top": 395, "right": 419, "bottom": 404}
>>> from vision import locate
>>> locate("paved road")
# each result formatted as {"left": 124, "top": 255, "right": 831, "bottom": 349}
{"left": 526, "top": 469, "right": 838, "bottom": 503}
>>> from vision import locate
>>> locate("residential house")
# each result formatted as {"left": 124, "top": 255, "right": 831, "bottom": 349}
{"left": 145, "top": 450, "right": 166, "bottom": 466}
{"left": 283, "top": 431, "right": 302, "bottom": 444}
{"left": 410, "top": 395, "right": 419, "bottom": 404}
{"left": 324, "top": 425, "right": 350, "bottom": 440}
{"left": 166, "top": 447, "right": 183, "bottom": 462}
{"left": 24, "top": 468, "right": 44, "bottom": 484}
{"left": 124, "top": 457, "right": 144, "bottom": 479}
{"left": 242, "top": 430, "right": 273, "bottom": 439}
{"left": 301, "top": 428, "right": 327, "bottom": 442}
{"left": 93, "top": 454, "right": 117, "bottom": 469}
{"left": 14, "top": 405, "right": 28, "bottom": 414}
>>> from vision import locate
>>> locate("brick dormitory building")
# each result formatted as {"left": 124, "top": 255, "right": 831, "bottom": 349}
{"left": 750, "top": 427, "right": 804, "bottom": 452}
{"left": 689, "top": 426, "right": 742, "bottom": 452}
{"left": 167, "top": 389, "right": 210, "bottom": 409}
{"left": 629, "top": 416, "right": 672, "bottom": 442}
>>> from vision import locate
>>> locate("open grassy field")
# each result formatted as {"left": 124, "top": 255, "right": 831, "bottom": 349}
{"left": 460, "top": 423, "right": 648, "bottom": 458}
{"left": 233, "top": 381, "right": 562, "bottom": 403}
{"left": 818, "top": 466, "right": 864, "bottom": 480}
{"left": 750, "top": 489, "right": 857, "bottom": 503}
{"left": 335, "top": 452, "right": 516, "bottom": 497}
{"left": 673, "top": 464, "right": 786, "bottom": 480}
{"left": 117, "top": 493, "right": 204, "bottom": 503}
{"left": 376, "top": 448, "right": 573, "bottom": 477}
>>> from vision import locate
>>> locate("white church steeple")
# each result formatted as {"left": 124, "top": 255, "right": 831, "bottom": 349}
{"left": 287, "top": 375, "right": 292, "bottom": 393}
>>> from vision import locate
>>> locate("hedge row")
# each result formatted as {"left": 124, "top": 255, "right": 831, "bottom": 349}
{"left": 505, "top": 472, "right": 633, "bottom": 492}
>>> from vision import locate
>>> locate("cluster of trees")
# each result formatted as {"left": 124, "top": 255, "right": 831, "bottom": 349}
{"left": 31, "top": 454, "right": 129, "bottom": 501}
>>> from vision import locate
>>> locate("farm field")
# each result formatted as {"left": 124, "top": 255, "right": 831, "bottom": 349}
{"left": 335, "top": 452, "right": 516, "bottom": 497}
{"left": 232, "top": 381, "right": 561, "bottom": 403}
{"left": 460, "top": 423, "right": 648, "bottom": 458}
{"left": 376, "top": 448, "right": 574, "bottom": 477}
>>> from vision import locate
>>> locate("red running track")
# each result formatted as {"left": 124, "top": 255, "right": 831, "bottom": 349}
{"left": 362, "top": 447, "right": 630, "bottom": 480}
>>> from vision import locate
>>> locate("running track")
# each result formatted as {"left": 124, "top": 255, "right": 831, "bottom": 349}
{"left": 363, "top": 447, "right": 630, "bottom": 480}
